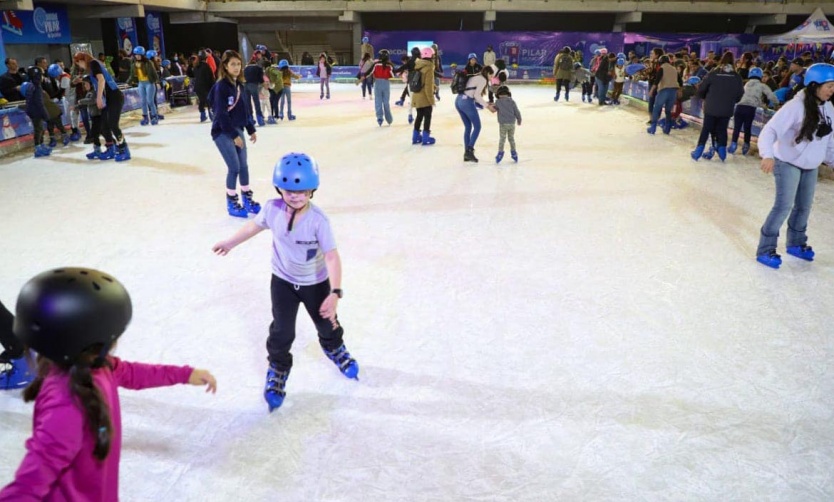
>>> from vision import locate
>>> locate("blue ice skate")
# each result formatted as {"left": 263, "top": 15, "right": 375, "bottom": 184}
{"left": 34, "top": 144, "right": 51, "bottom": 158}
{"left": 323, "top": 344, "right": 359, "bottom": 380}
{"left": 646, "top": 122, "right": 657, "bottom": 135}
{"left": 690, "top": 144, "right": 705, "bottom": 161}
{"left": 511, "top": 150, "right": 518, "bottom": 162}
{"left": 99, "top": 144, "right": 116, "bottom": 161}
{"left": 756, "top": 251, "right": 782, "bottom": 269}
{"left": 408, "top": 113, "right": 414, "bottom": 124}
{"left": 496, "top": 151, "right": 504, "bottom": 164}
{"left": 728, "top": 141, "right": 738, "bottom": 154}
{"left": 412, "top": 129, "right": 422, "bottom": 145}
{"left": 0, "top": 354, "right": 34, "bottom": 390}
{"left": 786, "top": 245, "right": 815, "bottom": 261}
{"left": 115, "top": 143, "right": 131, "bottom": 162}
{"left": 226, "top": 194, "right": 248, "bottom": 218}
{"left": 717, "top": 146, "right": 727, "bottom": 161}
{"left": 86, "top": 146, "right": 101, "bottom": 160}
{"left": 200, "top": 110, "right": 207, "bottom": 123}
{"left": 241, "top": 190, "right": 261, "bottom": 215}
{"left": 421, "top": 130, "right": 435, "bottom": 146}
{"left": 264, "top": 363, "right": 290, "bottom": 412}
{"left": 742, "top": 143, "right": 750, "bottom": 156}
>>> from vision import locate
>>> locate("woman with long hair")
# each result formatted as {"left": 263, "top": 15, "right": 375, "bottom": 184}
{"left": 755, "top": 64, "right": 834, "bottom": 268}
{"left": 454, "top": 64, "right": 495, "bottom": 162}
{"left": 210, "top": 50, "right": 260, "bottom": 218}
{"left": 72, "top": 52, "right": 129, "bottom": 161}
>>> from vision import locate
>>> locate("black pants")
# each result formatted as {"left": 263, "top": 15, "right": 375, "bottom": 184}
{"left": 697, "top": 114, "right": 730, "bottom": 147}
{"left": 89, "top": 115, "right": 102, "bottom": 147}
{"left": 399, "top": 86, "right": 410, "bottom": 101}
{"left": 556, "top": 79, "right": 571, "bottom": 97}
{"left": 269, "top": 89, "right": 284, "bottom": 117}
{"left": 101, "top": 89, "right": 125, "bottom": 146}
{"left": 197, "top": 90, "right": 209, "bottom": 114}
{"left": 0, "top": 300, "right": 23, "bottom": 360}
{"left": 731, "top": 104, "right": 756, "bottom": 145}
{"left": 488, "top": 88, "right": 494, "bottom": 104}
{"left": 267, "top": 275, "right": 345, "bottom": 371}
{"left": 414, "top": 106, "right": 433, "bottom": 132}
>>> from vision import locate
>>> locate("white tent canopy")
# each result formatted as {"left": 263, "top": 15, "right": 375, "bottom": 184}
{"left": 760, "top": 8, "right": 834, "bottom": 44}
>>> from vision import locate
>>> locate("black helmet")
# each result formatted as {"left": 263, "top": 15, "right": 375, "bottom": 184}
{"left": 658, "top": 55, "right": 670, "bottom": 64}
{"left": 14, "top": 268, "right": 132, "bottom": 364}
{"left": 198, "top": 50, "right": 208, "bottom": 61}
{"left": 411, "top": 47, "right": 421, "bottom": 59}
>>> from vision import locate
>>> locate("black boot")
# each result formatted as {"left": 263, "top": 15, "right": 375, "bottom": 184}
{"left": 463, "top": 146, "right": 478, "bottom": 162}
{"left": 463, "top": 147, "right": 472, "bottom": 162}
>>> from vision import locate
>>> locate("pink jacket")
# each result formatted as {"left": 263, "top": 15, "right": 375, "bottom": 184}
{"left": 0, "top": 357, "right": 193, "bottom": 502}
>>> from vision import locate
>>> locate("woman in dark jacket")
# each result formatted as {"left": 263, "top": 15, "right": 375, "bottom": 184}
{"left": 315, "top": 52, "right": 332, "bottom": 99}
{"left": 210, "top": 50, "right": 259, "bottom": 218}
{"left": 190, "top": 52, "right": 215, "bottom": 123}
{"left": 691, "top": 51, "right": 745, "bottom": 161}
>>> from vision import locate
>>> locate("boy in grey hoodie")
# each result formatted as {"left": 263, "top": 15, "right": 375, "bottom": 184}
{"left": 492, "top": 85, "right": 522, "bottom": 163}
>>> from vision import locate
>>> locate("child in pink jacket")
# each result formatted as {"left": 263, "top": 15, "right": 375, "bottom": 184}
{"left": 0, "top": 267, "right": 217, "bottom": 502}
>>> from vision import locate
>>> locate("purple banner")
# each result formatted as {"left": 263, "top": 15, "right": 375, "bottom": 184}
{"left": 366, "top": 31, "right": 624, "bottom": 69}
{"left": 116, "top": 17, "right": 138, "bottom": 55}
{"left": 623, "top": 33, "right": 759, "bottom": 59}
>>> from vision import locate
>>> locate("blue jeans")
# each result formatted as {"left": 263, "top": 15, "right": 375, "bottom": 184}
{"left": 361, "top": 77, "right": 373, "bottom": 97}
{"left": 245, "top": 83, "right": 263, "bottom": 119}
{"left": 651, "top": 88, "right": 677, "bottom": 125}
{"left": 138, "top": 81, "right": 157, "bottom": 118}
{"left": 279, "top": 87, "right": 293, "bottom": 116}
{"left": 214, "top": 128, "right": 250, "bottom": 191}
{"left": 320, "top": 77, "right": 330, "bottom": 97}
{"left": 374, "top": 78, "right": 393, "bottom": 124}
{"left": 455, "top": 95, "right": 481, "bottom": 148}
{"left": 757, "top": 159, "right": 818, "bottom": 256}
{"left": 596, "top": 79, "right": 609, "bottom": 104}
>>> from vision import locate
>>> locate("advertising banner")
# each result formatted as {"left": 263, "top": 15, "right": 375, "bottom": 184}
{"left": 0, "top": 3, "right": 70, "bottom": 45}
{"left": 145, "top": 11, "right": 165, "bottom": 57}
{"left": 116, "top": 17, "right": 138, "bottom": 55}
{"left": 366, "top": 31, "right": 625, "bottom": 72}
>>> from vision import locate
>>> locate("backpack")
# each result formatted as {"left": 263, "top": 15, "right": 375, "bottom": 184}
{"left": 590, "top": 56, "right": 601, "bottom": 74}
{"left": 558, "top": 55, "right": 573, "bottom": 72}
{"left": 450, "top": 69, "right": 471, "bottom": 95}
{"left": 408, "top": 69, "right": 423, "bottom": 93}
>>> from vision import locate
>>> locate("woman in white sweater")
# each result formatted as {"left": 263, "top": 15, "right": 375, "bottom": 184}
{"left": 454, "top": 65, "right": 495, "bottom": 162}
{"left": 755, "top": 63, "right": 834, "bottom": 269}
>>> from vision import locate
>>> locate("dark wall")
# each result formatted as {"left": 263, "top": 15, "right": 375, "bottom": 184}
{"left": 165, "top": 22, "right": 239, "bottom": 54}
{"left": 363, "top": 12, "right": 484, "bottom": 31}
{"left": 494, "top": 13, "right": 617, "bottom": 32}
{"left": 101, "top": 15, "right": 238, "bottom": 58}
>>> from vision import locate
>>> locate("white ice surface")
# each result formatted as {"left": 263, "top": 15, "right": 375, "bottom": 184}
{"left": 1, "top": 83, "right": 833, "bottom": 501}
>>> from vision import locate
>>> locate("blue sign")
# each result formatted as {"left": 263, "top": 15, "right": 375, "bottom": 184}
{"left": 145, "top": 11, "right": 165, "bottom": 57}
{"left": 0, "top": 3, "right": 70, "bottom": 45}
{"left": 116, "top": 17, "right": 138, "bottom": 54}
{"left": 0, "top": 27, "right": 7, "bottom": 77}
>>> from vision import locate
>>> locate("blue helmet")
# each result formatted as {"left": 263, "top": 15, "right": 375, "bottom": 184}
{"left": 686, "top": 76, "right": 701, "bottom": 85}
{"left": 468, "top": 53, "right": 477, "bottom": 60}
{"left": 617, "top": 52, "right": 626, "bottom": 59}
{"left": 273, "top": 153, "right": 320, "bottom": 191}
{"left": 616, "top": 58, "right": 625, "bottom": 66}
{"left": 804, "top": 63, "right": 834, "bottom": 86}
{"left": 594, "top": 49, "right": 601, "bottom": 56}
{"left": 161, "top": 59, "right": 171, "bottom": 67}
{"left": 255, "top": 44, "right": 267, "bottom": 52}
{"left": 133, "top": 46, "right": 145, "bottom": 56}
{"left": 20, "top": 81, "right": 32, "bottom": 97}
{"left": 146, "top": 50, "right": 157, "bottom": 59}
{"left": 278, "top": 59, "right": 289, "bottom": 69}
{"left": 362, "top": 36, "right": 369, "bottom": 43}
{"left": 747, "top": 67, "right": 763, "bottom": 80}
{"left": 47, "top": 63, "right": 62, "bottom": 79}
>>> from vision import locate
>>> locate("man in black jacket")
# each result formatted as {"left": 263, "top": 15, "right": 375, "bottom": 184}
{"left": 190, "top": 53, "right": 215, "bottom": 123}
{"left": 0, "top": 58, "right": 24, "bottom": 101}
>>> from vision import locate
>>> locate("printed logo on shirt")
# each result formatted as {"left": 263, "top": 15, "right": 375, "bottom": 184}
{"left": 296, "top": 240, "right": 318, "bottom": 245}
{"left": 306, "top": 249, "right": 318, "bottom": 262}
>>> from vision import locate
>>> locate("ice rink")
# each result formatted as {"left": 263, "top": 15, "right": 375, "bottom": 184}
{"left": 1, "top": 83, "right": 833, "bottom": 501}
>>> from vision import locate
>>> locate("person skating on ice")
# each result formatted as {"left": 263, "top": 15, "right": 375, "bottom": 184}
{"left": 77, "top": 76, "right": 106, "bottom": 160}
{"left": 729, "top": 67, "right": 778, "bottom": 156}
{"left": 73, "top": 52, "right": 130, "bottom": 162}
{"left": 754, "top": 63, "right": 834, "bottom": 269}
{"left": 127, "top": 46, "right": 160, "bottom": 126}
{"left": 212, "top": 152, "right": 359, "bottom": 412}
{"left": 0, "top": 268, "right": 216, "bottom": 500}
{"left": 360, "top": 36, "right": 375, "bottom": 67}
{"left": 190, "top": 51, "right": 215, "bottom": 123}
{"left": 362, "top": 49, "right": 395, "bottom": 126}
{"left": 277, "top": 60, "right": 300, "bottom": 121}
{"left": 411, "top": 47, "right": 436, "bottom": 145}
{"left": 491, "top": 85, "right": 522, "bottom": 163}
{"left": 357, "top": 53, "right": 374, "bottom": 99}
{"left": 243, "top": 54, "right": 267, "bottom": 127}
{"left": 316, "top": 52, "right": 332, "bottom": 100}
{"left": 393, "top": 50, "right": 418, "bottom": 108}
{"left": 454, "top": 64, "right": 496, "bottom": 162}
{"left": 209, "top": 50, "right": 260, "bottom": 218}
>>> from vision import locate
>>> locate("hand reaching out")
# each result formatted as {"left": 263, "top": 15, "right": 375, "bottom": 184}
{"left": 188, "top": 369, "right": 217, "bottom": 393}
{"left": 212, "top": 240, "right": 234, "bottom": 256}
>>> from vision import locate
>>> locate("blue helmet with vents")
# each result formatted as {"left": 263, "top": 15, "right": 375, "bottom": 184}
{"left": 804, "top": 63, "right": 834, "bottom": 86}
{"left": 273, "top": 153, "right": 320, "bottom": 190}
{"left": 748, "top": 67, "right": 763, "bottom": 80}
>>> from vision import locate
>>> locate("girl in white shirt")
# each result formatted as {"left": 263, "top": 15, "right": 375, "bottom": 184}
{"left": 454, "top": 65, "right": 495, "bottom": 162}
{"left": 755, "top": 63, "right": 834, "bottom": 268}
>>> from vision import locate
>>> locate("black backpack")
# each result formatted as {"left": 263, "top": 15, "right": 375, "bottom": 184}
{"left": 408, "top": 69, "right": 423, "bottom": 93}
{"left": 450, "top": 69, "right": 472, "bottom": 95}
